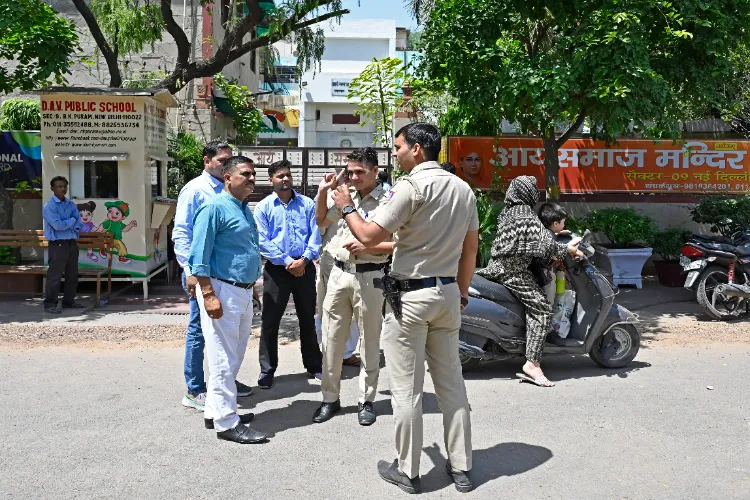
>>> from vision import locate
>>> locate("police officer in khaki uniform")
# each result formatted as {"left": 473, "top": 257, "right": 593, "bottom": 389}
{"left": 332, "top": 124, "right": 479, "bottom": 494}
{"left": 313, "top": 148, "right": 393, "bottom": 426}
{"left": 315, "top": 194, "right": 361, "bottom": 365}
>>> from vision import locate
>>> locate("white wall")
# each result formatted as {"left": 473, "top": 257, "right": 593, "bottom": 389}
{"left": 298, "top": 19, "right": 396, "bottom": 147}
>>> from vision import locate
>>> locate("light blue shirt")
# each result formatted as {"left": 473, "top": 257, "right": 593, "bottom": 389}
{"left": 172, "top": 171, "right": 224, "bottom": 276}
{"left": 43, "top": 196, "right": 83, "bottom": 241}
{"left": 188, "top": 191, "right": 262, "bottom": 284}
{"left": 254, "top": 190, "right": 321, "bottom": 266}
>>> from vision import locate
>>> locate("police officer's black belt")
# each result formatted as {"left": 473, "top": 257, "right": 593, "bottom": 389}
{"left": 395, "top": 277, "right": 456, "bottom": 291}
{"left": 212, "top": 277, "right": 256, "bottom": 289}
{"left": 334, "top": 259, "right": 383, "bottom": 274}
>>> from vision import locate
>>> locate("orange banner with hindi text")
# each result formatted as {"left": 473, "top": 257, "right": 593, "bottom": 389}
{"left": 447, "top": 136, "right": 750, "bottom": 194}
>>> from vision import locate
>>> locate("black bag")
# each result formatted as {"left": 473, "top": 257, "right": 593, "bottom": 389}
{"left": 529, "top": 257, "right": 552, "bottom": 289}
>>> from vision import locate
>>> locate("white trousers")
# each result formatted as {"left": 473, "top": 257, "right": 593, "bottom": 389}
{"left": 197, "top": 278, "right": 254, "bottom": 433}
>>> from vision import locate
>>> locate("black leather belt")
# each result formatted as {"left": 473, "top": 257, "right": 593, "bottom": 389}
{"left": 334, "top": 259, "right": 384, "bottom": 274}
{"left": 213, "top": 277, "right": 256, "bottom": 289}
{"left": 395, "top": 277, "right": 456, "bottom": 291}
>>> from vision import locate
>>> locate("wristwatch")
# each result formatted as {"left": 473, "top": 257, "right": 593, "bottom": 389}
{"left": 460, "top": 296, "right": 469, "bottom": 307}
{"left": 341, "top": 205, "right": 357, "bottom": 218}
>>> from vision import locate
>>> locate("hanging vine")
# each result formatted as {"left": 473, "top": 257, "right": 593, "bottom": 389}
{"left": 213, "top": 73, "right": 264, "bottom": 144}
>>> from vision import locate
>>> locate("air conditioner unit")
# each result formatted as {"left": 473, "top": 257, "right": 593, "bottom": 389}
{"left": 257, "top": 93, "right": 271, "bottom": 103}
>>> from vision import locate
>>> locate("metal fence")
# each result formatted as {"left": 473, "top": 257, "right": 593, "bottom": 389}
{"left": 238, "top": 147, "right": 393, "bottom": 204}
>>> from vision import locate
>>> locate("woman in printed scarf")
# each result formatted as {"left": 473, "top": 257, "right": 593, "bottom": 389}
{"left": 477, "top": 176, "right": 583, "bottom": 387}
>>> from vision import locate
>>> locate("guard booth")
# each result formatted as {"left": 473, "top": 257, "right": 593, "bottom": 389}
{"left": 38, "top": 88, "right": 178, "bottom": 298}
{"left": 238, "top": 147, "right": 392, "bottom": 207}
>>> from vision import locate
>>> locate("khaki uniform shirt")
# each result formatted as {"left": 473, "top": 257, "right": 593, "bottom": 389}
{"left": 314, "top": 193, "right": 337, "bottom": 256}
{"left": 372, "top": 161, "right": 479, "bottom": 279}
{"left": 326, "top": 183, "right": 391, "bottom": 264}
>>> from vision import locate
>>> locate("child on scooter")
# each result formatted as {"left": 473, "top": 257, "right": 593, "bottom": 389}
{"left": 538, "top": 203, "right": 569, "bottom": 304}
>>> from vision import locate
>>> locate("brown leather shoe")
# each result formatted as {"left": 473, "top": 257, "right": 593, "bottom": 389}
{"left": 343, "top": 355, "right": 361, "bottom": 366}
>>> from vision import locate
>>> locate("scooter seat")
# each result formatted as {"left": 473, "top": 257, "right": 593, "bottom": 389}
{"left": 470, "top": 275, "right": 526, "bottom": 318}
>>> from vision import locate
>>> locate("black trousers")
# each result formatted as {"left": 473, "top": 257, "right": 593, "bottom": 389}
{"left": 259, "top": 261, "right": 322, "bottom": 376}
{"left": 45, "top": 239, "right": 79, "bottom": 308}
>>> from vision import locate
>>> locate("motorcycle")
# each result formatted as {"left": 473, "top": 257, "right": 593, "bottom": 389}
{"left": 680, "top": 231, "right": 750, "bottom": 320}
{"left": 459, "top": 230, "right": 640, "bottom": 372}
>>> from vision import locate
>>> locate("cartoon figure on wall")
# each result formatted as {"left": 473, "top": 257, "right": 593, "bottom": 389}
{"left": 76, "top": 201, "right": 99, "bottom": 263}
{"left": 96, "top": 200, "right": 138, "bottom": 264}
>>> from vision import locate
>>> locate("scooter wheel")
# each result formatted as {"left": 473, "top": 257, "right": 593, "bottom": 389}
{"left": 589, "top": 324, "right": 640, "bottom": 368}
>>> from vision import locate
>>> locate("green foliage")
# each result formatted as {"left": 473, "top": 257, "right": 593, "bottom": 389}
{"left": 213, "top": 73, "right": 264, "bottom": 144}
{"left": 90, "top": 0, "right": 165, "bottom": 55}
{"left": 475, "top": 189, "right": 503, "bottom": 267}
{"left": 348, "top": 57, "right": 406, "bottom": 148}
{"left": 14, "top": 177, "right": 42, "bottom": 192}
{"left": 0, "top": 99, "right": 41, "bottom": 130}
{"left": 690, "top": 196, "right": 750, "bottom": 236}
{"left": 0, "top": 0, "right": 79, "bottom": 93}
{"left": 651, "top": 228, "right": 691, "bottom": 262}
{"left": 578, "top": 208, "right": 658, "bottom": 248}
{"left": 123, "top": 70, "right": 169, "bottom": 88}
{"left": 167, "top": 130, "right": 205, "bottom": 198}
{"left": 0, "top": 246, "right": 15, "bottom": 265}
{"left": 418, "top": 0, "right": 750, "bottom": 185}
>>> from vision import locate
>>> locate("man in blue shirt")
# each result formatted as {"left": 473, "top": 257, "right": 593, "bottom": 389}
{"left": 188, "top": 156, "right": 267, "bottom": 444}
{"left": 254, "top": 160, "right": 323, "bottom": 389}
{"left": 173, "top": 141, "right": 254, "bottom": 411}
{"left": 43, "top": 176, "right": 85, "bottom": 314}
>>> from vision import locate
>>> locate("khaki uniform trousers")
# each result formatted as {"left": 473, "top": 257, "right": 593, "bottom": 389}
{"left": 321, "top": 265, "right": 383, "bottom": 403}
{"left": 382, "top": 281, "right": 472, "bottom": 479}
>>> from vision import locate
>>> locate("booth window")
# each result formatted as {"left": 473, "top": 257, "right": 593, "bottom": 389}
{"left": 84, "top": 160, "right": 118, "bottom": 198}
{"left": 151, "top": 160, "right": 163, "bottom": 197}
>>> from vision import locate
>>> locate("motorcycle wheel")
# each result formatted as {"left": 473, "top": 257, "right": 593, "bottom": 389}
{"left": 695, "top": 265, "right": 746, "bottom": 321}
{"left": 459, "top": 353, "right": 481, "bottom": 372}
{"left": 589, "top": 324, "right": 640, "bottom": 368}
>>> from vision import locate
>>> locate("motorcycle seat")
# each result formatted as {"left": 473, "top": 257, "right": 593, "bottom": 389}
{"left": 702, "top": 241, "right": 750, "bottom": 256}
{"left": 470, "top": 275, "right": 526, "bottom": 317}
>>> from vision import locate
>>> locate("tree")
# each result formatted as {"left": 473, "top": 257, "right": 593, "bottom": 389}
{"left": 0, "top": 0, "right": 79, "bottom": 94}
{"left": 348, "top": 57, "right": 406, "bottom": 148}
{"left": 0, "top": 99, "right": 41, "bottom": 130}
{"left": 418, "top": 0, "right": 750, "bottom": 197}
{"left": 72, "top": 0, "right": 351, "bottom": 93}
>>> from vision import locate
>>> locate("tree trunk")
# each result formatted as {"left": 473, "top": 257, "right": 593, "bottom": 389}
{"left": 542, "top": 137, "right": 560, "bottom": 200}
{"left": 0, "top": 188, "right": 13, "bottom": 230}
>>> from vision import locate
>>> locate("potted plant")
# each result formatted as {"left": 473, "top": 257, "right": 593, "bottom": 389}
{"left": 578, "top": 208, "right": 658, "bottom": 289}
{"left": 651, "top": 228, "right": 691, "bottom": 287}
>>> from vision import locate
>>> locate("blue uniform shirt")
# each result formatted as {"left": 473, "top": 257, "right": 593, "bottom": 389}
{"left": 254, "top": 190, "right": 321, "bottom": 266}
{"left": 188, "top": 191, "right": 262, "bottom": 284}
{"left": 43, "top": 196, "right": 83, "bottom": 241}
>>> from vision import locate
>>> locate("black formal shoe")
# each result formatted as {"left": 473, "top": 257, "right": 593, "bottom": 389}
{"left": 236, "top": 380, "right": 253, "bottom": 397}
{"left": 377, "top": 459, "right": 421, "bottom": 494}
{"left": 312, "top": 400, "right": 341, "bottom": 423}
{"left": 62, "top": 302, "right": 86, "bottom": 309}
{"left": 358, "top": 401, "right": 376, "bottom": 426}
{"left": 258, "top": 372, "right": 274, "bottom": 389}
{"left": 445, "top": 460, "right": 473, "bottom": 493}
{"left": 205, "top": 413, "right": 255, "bottom": 430}
{"left": 216, "top": 423, "right": 268, "bottom": 444}
{"left": 44, "top": 307, "right": 61, "bottom": 315}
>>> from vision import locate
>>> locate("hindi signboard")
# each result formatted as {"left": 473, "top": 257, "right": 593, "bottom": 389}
{"left": 448, "top": 136, "right": 750, "bottom": 194}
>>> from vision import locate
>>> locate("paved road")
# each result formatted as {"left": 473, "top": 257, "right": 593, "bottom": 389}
{"left": 1, "top": 342, "right": 748, "bottom": 499}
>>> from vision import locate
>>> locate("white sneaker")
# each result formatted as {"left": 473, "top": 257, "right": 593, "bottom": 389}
{"left": 182, "top": 392, "right": 206, "bottom": 410}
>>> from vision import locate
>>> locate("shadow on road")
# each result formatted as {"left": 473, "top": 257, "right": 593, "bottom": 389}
{"left": 463, "top": 354, "right": 651, "bottom": 383}
{"left": 421, "top": 441, "right": 553, "bottom": 492}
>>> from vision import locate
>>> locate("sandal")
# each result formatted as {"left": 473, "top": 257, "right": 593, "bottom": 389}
{"left": 516, "top": 372, "right": 555, "bottom": 387}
